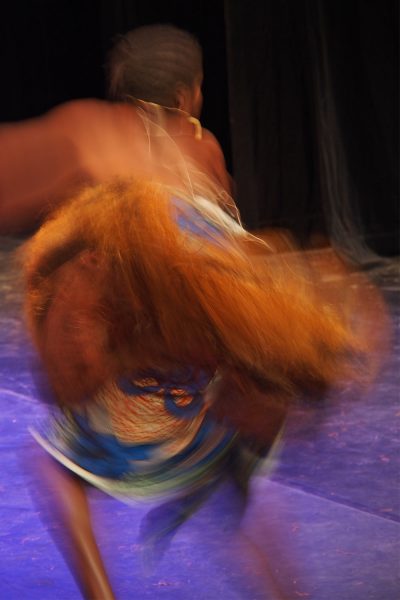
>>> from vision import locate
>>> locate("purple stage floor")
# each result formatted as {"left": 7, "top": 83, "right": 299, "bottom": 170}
{"left": 0, "top": 236, "right": 399, "bottom": 599}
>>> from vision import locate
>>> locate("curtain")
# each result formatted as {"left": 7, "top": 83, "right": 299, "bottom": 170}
{"left": 224, "top": 0, "right": 398, "bottom": 256}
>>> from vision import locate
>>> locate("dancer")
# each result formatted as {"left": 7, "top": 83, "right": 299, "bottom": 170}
{"left": 12, "top": 24, "right": 381, "bottom": 600}
{"left": 0, "top": 24, "right": 234, "bottom": 234}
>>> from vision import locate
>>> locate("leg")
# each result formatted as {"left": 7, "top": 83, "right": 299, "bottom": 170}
{"left": 39, "top": 454, "right": 116, "bottom": 600}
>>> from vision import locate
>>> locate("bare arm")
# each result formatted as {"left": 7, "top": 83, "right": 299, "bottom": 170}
{"left": 0, "top": 101, "right": 102, "bottom": 234}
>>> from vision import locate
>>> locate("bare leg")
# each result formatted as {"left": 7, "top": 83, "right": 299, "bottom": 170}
{"left": 39, "top": 454, "right": 116, "bottom": 599}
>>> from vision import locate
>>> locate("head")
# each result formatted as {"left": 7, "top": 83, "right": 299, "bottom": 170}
{"left": 107, "top": 24, "right": 203, "bottom": 118}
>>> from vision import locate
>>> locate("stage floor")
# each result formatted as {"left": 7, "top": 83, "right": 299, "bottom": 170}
{"left": 0, "top": 236, "right": 398, "bottom": 599}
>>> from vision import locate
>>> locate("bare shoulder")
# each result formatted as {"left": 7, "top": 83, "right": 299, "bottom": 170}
{"left": 201, "top": 128, "right": 230, "bottom": 171}
{"left": 201, "top": 127, "right": 225, "bottom": 153}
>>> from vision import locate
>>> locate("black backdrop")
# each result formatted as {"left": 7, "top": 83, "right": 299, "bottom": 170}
{"left": 225, "top": 0, "right": 398, "bottom": 254}
{"left": 0, "top": 0, "right": 398, "bottom": 255}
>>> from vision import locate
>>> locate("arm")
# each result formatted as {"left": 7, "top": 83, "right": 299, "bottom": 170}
{"left": 0, "top": 101, "right": 101, "bottom": 234}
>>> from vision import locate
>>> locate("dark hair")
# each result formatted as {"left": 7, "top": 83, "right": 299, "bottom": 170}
{"left": 107, "top": 24, "right": 202, "bottom": 107}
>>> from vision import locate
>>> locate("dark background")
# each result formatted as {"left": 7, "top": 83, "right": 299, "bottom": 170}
{"left": 0, "top": 0, "right": 398, "bottom": 256}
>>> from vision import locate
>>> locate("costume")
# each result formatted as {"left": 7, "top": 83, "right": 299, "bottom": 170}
{"left": 32, "top": 371, "right": 237, "bottom": 503}
{"left": 28, "top": 189, "right": 261, "bottom": 510}
{"left": 21, "top": 111, "right": 364, "bottom": 528}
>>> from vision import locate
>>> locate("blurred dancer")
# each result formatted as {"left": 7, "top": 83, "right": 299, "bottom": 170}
{"left": 11, "top": 24, "right": 385, "bottom": 600}
{"left": 0, "top": 24, "right": 234, "bottom": 234}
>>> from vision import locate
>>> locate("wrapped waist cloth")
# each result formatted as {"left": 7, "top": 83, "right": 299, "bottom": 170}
{"left": 32, "top": 368, "right": 238, "bottom": 503}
